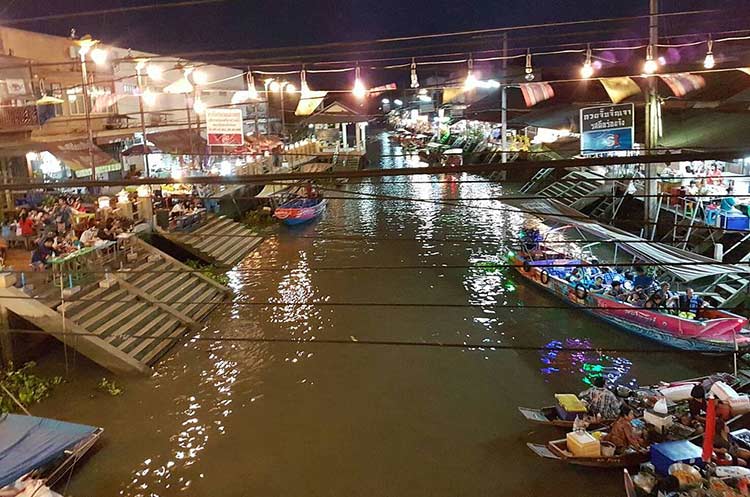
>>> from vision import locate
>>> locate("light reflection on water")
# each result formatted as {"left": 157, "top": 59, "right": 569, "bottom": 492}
{"left": 35, "top": 131, "right": 732, "bottom": 497}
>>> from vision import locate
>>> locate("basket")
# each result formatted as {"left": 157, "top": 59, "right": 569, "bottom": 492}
{"left": 601, "top": 441, "right": 616, "bottom": 457}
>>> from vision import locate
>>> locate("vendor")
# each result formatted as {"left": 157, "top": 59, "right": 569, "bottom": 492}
{"left": 579, "top": 376, "right": 621, "bottom": 420}
{"left": 720, "top": 187, "right": 739, "bottom": 214}
{"left": 604, "top": 405, "right": 645, "bottom": 452}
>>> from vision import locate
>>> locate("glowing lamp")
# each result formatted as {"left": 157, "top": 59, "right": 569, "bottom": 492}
{"left": 704, "top": 39, "right": 715, "bottom": 69}
{"left": 117, "top": 190, "right": 129, "bottom": 204}
{"left": 146, "top": 64, "right": 163, "bottom": 81}
{"left": 137, "top": 185, "right": 151, "bottom": 198}
{"left": 193, "top": 98, "right": 206, "bottom": 114}
{"left": 192, "top": 70, "right": 209, "bottom": 85}
{"left": 352, "top": 66, "right": 366, "bottom": 99}
{"left": 269, "top": 80, "right": 281, "bottom": 93}
{"left": 142, "top": 88, "right": 157, "bottom": 106}
{"left": 90, "top": 47, "right": 108, "bottom": 66}
{"left": 285, "top": 83, "right": 296, "bottom": 94}
{"left": 643, "top": 58, "right": 658, "bottom": 75}
{"left": 98, "top": 196, "right": 111, "bottom": 210}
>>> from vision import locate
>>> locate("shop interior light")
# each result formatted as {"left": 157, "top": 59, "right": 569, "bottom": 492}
{"left": 142, "top": 88, "right": 157, "bottom": 106}
{"left": 146, "top": 64, "right": 163, "bottom": 81}
{"left": 382, "top": 98, "right": 390, "bottom": 104}
{"left": 90, "top": 47, "right": 108, "bottom": 66}
{"left": 580, "top": 46, "right": 594, "bottom": 79}
{"left": 352, "top": 66, "right": 367, "bottom": 99}
{"left": 393, "top": 99, "right": 403, "bottom": 106}
{"left": 525, "top": 50, "right": 535, "bottom": 81}
{"left": 704, "top": 39, "right": 716, "bottom": 69}
{"left": 643, "top": 45, "right": 658, "bottom": 75}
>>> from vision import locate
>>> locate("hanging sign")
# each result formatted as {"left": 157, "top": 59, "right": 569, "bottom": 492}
{"left": 579, "top": 103, "right": 634, "bottom": 156}
{"left": 206, "top": 108, "right": 244, "bottom": 146}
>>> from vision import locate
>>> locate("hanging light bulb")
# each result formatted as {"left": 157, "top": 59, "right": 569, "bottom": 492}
{"left": 146, "top": 64, "right": 163, "bottom": 81}
{"left": 410, "top": 58, "right": 419, "bottom": 89}
{"left": 464, "top": 57, "right": 478, "bottom": 90}
{"left": 643, "top": 45, "right": 658, "bottom": 75}
{"left": 300, "top": 69, "right": 311, "bottom": 96}
{"left": 193, "top": 97, "right": 206, "bottom": 114}
{"left": 524, "top": 50, "right": 535, "bottom": 81}
{"left": 247, "top": 71, "right": 258, "bottom": 100}
{"left": 704, "top": 38, "right": 715, "bottom": 69}
{"left": 352, "top": 66, "right": 367, "bottom": 99}
{"left": 580, "top": 46, "right": 594, "bottom": 79}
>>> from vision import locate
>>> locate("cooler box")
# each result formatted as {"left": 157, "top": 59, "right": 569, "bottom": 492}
{"left": 555, "top": 394, "right": 587, "bottom": 421}
{"left": 710, "top": 381, "right": 740, "bottom": 401}
{"left": 659, "top": 383, "right": 697, "bottom": 402}
{"left": 722, "top": 213, "right": 750, "bottom": 231}
{"left": 650, "top": 440, "right": 704, "bottom": 476}
{"left": 566, "top": 431, "right": 601, "bottom": 457}
{"left": 644, "top": 409, "right": 674, "bottom": 433}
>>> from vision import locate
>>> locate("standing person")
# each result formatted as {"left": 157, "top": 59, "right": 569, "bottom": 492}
{"left": 17, "top": 209, "right": 35, "bottom": 250}
{"left": 54, "top": 198, "right": 72, "bottom": 232}
{"left": 579, "top": 376, "right": 621, "bottom": 420}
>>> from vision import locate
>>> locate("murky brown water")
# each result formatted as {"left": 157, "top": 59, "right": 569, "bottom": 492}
{"left": 32, "top": 133, "right": 731, "bottom": 497}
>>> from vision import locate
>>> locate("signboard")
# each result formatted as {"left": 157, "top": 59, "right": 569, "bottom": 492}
{"left": 579, "top": 103, "right": 634, "bottom": 156}
{"left": 206, "top": 108, "right": 244, "bottom": 146}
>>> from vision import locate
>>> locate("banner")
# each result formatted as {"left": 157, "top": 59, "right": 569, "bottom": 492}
{"left": 659, "top": 73, "right": 705, "bottom": 97}
{"left": 599, "top": 77, "right": 641, "bottom": 104}
{"left": 205, "top": 108, "right": 244, "bottom": 146}
{"left": 579, "top": 103, "right": 634, "bottom": 155}
{"left": 520, "top": 82, "right": 554, "bottom": 107}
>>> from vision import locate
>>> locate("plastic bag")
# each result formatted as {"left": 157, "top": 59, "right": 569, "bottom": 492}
{"left": 654, "top": 397, "right": 668, "bottom": 414}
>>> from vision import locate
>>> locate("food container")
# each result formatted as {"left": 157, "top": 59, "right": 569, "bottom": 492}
{"left": 566, "top": 431, "right": 601, "bottom": 457}
{"left": 554, "top": 394, "right": 587, "bottom": 421}
{"left": 710, "top": 381, "right": 740, "bottom": 401}
{"left": 669, "top": 463, "right": 702, "bottom": 488}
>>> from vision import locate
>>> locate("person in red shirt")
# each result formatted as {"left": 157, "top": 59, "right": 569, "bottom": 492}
{"left": 17, "top": 210, "right": 35, "bottom": 250}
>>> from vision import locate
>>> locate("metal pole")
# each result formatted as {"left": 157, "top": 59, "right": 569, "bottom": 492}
{"left": 501, "top": 86, "right": 508, "bottom": 164}
{"left": 79, "top": 53, "right": 95, "bottom": 178}
{"left": 280, "top": 88, "right": 286, "bottom": 140}
{"left": 644, "top": 0, "right": 659, "bottom": 223}
{"left": 185, "top": 94, "right": 193, "bottom": 155}
{"left": 136, "top": 66, "right": 150, "bottom": 177}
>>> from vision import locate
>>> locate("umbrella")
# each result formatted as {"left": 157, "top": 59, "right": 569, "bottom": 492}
{"left": 702, "top": 395, "right": 717, "bottom": 462}
{"left": 36, "top": 95, "right": 64, "bottom": 105}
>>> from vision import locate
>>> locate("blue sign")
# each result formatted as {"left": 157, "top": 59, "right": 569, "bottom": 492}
{"left": 579, "top": 103, "right": 634, "bottom": 156}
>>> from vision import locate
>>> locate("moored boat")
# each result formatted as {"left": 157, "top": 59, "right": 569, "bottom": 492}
{"left": 274, "top": 197, "right": 327, "bottom": 226}
{"left": 518, "top": 405, "right": 613, "bottom": 430}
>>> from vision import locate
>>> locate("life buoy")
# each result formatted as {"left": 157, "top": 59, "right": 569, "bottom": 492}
{"left": 541, "top": 270, "right": 550, "bottom": 285}
{"left": 522, "top": 260, "right": 532, "bottom": 273}
{"left": 575, "top": 284, "right": 588, "bottom": 300}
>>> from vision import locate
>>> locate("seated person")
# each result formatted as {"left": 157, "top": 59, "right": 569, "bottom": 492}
{"left": 643, "top": 292, "right": 664, "bottom": 310}
{"left": 170, "top": 202, "right": 186, "bottom": 217}
{"left": 605, "top": 280, "right": 626, "bottom": 299}
{"left": 669, "top": 287, "right": 706, "bottom": 319}
{"left": 589, "top": 276, "right": 605, "bottom": 293}
{"left": 627, "top": 286, "right": 648, "bottom": 306}
{"left": 633, "top": 266, "right": 654, "bottom": 290}
{"left": 714, "top": 418, "right": 750, "bottom": 467}
{"left": 567, "top": 268, "right": 581, "bottom": 283}
{"left": 79, "top": 225, "right": 99, "bottom": 247}
{"left": 579, "top": 376, "right": 621, "bottom": 420}
{"left": 30, "top": 237, "right": 56, "bottom": 270}
{"left": 604, "top": 405, "right": 645, "bottom": 453}
{"left": 655, "top": 282, "right": 675, "bottom": 305}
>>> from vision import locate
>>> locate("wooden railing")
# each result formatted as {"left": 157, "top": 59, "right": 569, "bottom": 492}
{"left": 0, "top": 106, "right": 39, "bottom": 131}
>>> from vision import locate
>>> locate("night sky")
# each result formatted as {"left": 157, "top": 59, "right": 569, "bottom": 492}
{"left": 1, "top": 0, "right": 745, "bottom": 55}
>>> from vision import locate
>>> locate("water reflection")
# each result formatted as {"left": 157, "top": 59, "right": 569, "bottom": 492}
{"left": 539, "top": 338, "right": 634, "bottom": 387}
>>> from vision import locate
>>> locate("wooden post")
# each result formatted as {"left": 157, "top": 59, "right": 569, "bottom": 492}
{"left": 0, "top": 305, "right": 13, "bottom": 369}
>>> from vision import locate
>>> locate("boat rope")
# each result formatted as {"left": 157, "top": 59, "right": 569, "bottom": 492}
{"left": 0, "top": 383, "right": 31, "bottom": 416}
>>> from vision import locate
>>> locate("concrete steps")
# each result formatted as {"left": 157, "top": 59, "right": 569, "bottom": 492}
{"left": 0, "top": 238, "right": 230, "bottom": 375}
{"left": 161, "top": 215, "right": 264, "bottom": 268}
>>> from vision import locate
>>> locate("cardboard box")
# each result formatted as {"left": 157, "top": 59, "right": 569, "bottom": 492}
{"left": 566, "top": 431, "right": 600, "bottom": 457}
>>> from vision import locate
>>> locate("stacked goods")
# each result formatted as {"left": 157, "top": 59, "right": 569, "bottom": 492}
{"left": 554, "top": 394, "right": 587, "bottom": 421}
{"left": 566, "top": 431, "right": 601, "bottom": 457}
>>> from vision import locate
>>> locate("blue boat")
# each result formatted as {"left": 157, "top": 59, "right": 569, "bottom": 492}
{"left": 274, "top": 197, "right": 327, "bottom": 225}
{"left": 0, "top": 413, "right": 102, "bottom": 489}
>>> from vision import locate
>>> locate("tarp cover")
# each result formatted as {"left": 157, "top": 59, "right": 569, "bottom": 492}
{"left": 503, "top": 196, "right": 750, "bottom": 282}
{"left": 0, "top": 414, "right": 96, "bottom": 488}
{"left": 43, "top": 140, "right": 114, "bottom": 171}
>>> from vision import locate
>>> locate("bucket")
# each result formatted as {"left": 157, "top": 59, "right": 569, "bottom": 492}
{"left": 601, "top": 441, "right": 616, "bottom": 457}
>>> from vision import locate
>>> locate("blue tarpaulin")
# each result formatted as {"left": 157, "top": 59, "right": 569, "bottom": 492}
{"left": 0, "top": 414, "right": 96, "bottom": 488}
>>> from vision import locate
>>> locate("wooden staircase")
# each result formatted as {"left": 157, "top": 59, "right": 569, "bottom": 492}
{"left": 161, "top": 215, "right": 264, "bottom": 268}
{"left": 535, "top": 170, "right": 605, "bottom": 207}
{"left": 702, "top": 272, "right": 750, "bottom": 308}
{"left": 0, "top": 239, "right": 230, "bottom": 375}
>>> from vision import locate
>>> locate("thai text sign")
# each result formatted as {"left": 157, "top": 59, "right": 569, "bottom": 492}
{"left": 579, "top": 103, "right": 634, "bottom": 155}
{"left": 206, "top": 108, "right": 244, "bottom": 146}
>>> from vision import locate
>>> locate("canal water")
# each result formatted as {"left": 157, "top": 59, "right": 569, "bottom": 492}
{"left": 33, "top": 132, "right": 730, "bottom": 497}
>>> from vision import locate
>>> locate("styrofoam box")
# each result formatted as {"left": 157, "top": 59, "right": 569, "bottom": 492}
{"left": 659, "top": 383, "right": 698, "bottom": 402}
{"left": 711, "top": 381, "right": 740, "bottom": 401}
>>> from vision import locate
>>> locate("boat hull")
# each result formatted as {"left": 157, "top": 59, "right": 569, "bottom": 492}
{"left": 275, "top": 198, "right": 327, "bottom": 226}
{"left": 511, "top": 255, "right": 750, "bottom": 352}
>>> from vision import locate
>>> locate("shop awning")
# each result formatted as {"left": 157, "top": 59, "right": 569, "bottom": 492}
{"left": 147, "top": 129, "right": 206, "bottom": 154}
{"left": 42, "top": 139, "right": 115, "bottom": 171}
{"left": 502, "top": 196, "right": 750, "bottom": 282}
{"left": 303, "top": 101, "right": 370, "bottom": 124}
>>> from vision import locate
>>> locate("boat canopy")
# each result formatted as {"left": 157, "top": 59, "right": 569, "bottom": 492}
{"left": 504, "top": 197, "right": 750, "bottom": 283}
{"left": 0, "top": 414, "right": 98, "bottom": 488}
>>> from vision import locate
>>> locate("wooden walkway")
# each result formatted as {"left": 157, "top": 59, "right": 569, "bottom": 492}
{"left": 0, "top": 238, "right": 230, "bottom": 374}
{"left": 158, "top": 215, "right": 264, "bottom": 268}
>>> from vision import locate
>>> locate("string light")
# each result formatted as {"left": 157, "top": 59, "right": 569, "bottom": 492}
{"left": 300, "top": 69, "right": 310, "bottom": 96}
{"left": 410, "top": 58, "right": 419, "bottom": 89}
{"left": 352, "top": 66, "right": 366, "bottom": 99}
{"left": 524, "top": 50, "right": 534, "bottom": 81}
{"left": 464, "top": 57, "right": 478, "bottom": 90}
{"left": 643, "top": 44, "right": 658, "bottom": 75}
{"left": 704, "top": 38, "right": 716, "bottom": 69}
{"left": 580, "top": 45, "right": 594, "bottom": 79}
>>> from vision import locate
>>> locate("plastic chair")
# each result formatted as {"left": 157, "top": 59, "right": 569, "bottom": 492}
{"left": 705, "top": 208, "right": 720, "bottom": 226}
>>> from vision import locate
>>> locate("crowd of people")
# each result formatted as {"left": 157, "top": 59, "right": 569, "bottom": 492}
{"left": 1, "top": 197, "right": 131, "bottom": 270}
{"left": 566, "top": 265, "right": 707, "bottom": 319}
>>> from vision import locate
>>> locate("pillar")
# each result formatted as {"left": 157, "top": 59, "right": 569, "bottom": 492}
{"left": 355, "top": 122, "right": 361, "bottom": 150}
{"left": 341, "top": 123, "right": 348, "bottom": 149}
{"left": 0, "top": 305, "right": 13, "bottom": 369}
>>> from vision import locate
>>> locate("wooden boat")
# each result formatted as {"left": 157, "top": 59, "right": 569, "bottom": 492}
{"left": 518, "top": 406, "right": 613, "bottom": 430}
{"left": 528, "top": 438, "right": 650, "bottom": 468}
{"left": 509, "top": 247, "right": 750, "bottom": 352}
{"left": 274, "top": 197, "right": 327, "bottom": 226}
